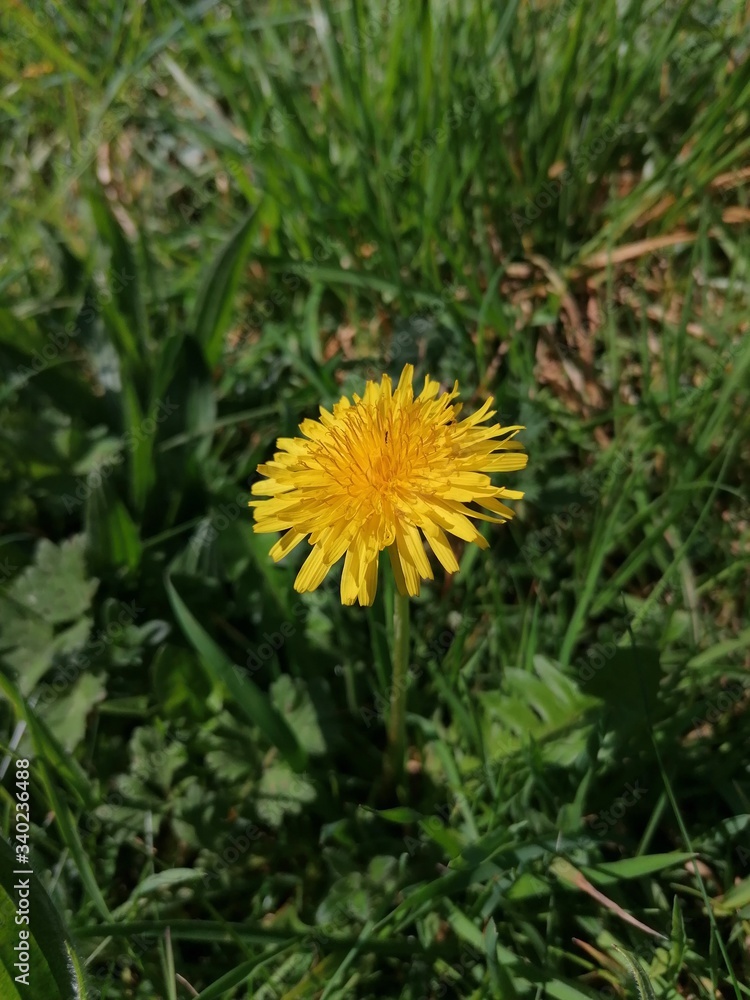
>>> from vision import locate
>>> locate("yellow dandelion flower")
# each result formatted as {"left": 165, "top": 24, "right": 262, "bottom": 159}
{"left": 250, "top": 364, "right": 527, "bottom": 606}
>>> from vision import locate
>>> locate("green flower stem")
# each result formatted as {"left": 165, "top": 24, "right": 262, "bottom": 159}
{"left": 385, "top": 588, "right": 410, "bottom": 789}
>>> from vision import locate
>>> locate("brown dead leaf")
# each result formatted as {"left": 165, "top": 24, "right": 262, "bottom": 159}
{"left": 551, "top": 857, "right": 666, "bottom": 940}
{"left": 548, "top": 160, "right": 567, "bottom": 180}
{"left": 685, "top": 859, "right": 717, "bottom": 885}
{"left": 332, "top": 324, "right": 357, "bottom": 360}
{"left": 572, "top": 938, "right": 622, "bottom": 975}
{"left": 580, "top": 212, "right": 750, "bottom": 276}
{"left": 22, "top": 60, "right": 55, "bottom": 79}
{"left": 712, "top": 166, "right": 750, "bottom": 190}
{"left": 528, "top": 254, "right": 607, "bottom": 426}
{"left": 722, "top": 206, "right": 750, "bottom": 224}
{"left": 505, "top": 263, "right": 533, "bottom": 279}
{"left": 582, "top": 232, "right": 698, "bottom": 271}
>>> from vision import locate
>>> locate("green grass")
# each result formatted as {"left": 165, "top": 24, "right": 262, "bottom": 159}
{"left": 1, "top": 0, "right": 749, "bottom": 997}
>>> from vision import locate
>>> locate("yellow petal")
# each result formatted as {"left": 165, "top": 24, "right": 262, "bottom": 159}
{"left": 422, "top": 521, "right": 460, "bottom": 573}
{"left": 483, "top": 453, "right": 529, "bottom": 472}
{"left": 358, "top": 547, "right": 380, "bottom": 606}
{"left": 479, "top": 496, "right": 517, "bottom": 519}
{"left": 387, "top": 544, "right": 409, "bottom": 596}
{"left": 294, "top": 545, "right": 332, "bottom": 593}
{"left": 394, "top": 363, "right": 415, "bottom": 404}
{"left": 417, "top": 375, "right": 441, "bottom": 402}
{"left": 398, "top": 521, "right": 433, "bottom": 580}
{"left": 299, "top": 418, "right": 329, "bottom": 441}
{"left": 269, "top": 529, "right": 307, "bottom": 561}
{"left": 395, "top": 523, "right": 428, "bottom": 594}
{"left": 416, "top": 498, "right": 481, "bottom": 544}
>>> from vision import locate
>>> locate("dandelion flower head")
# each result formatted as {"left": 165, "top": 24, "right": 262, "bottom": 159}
{"left": 250, "top": 364, "right": 527, "bottom": 606}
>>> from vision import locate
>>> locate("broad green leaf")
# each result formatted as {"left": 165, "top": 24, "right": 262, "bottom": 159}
{"left": 713, "top": 875, "right": 750, "bottom": 915}
{"left": 481, "top": 658, "right": 599, "bottom": 768}
{"left": 256, "top": 762, "right": 316, "bottom": 827}
{"left": 4, "top": 536, "right": 97, "bottom": 626}
{"left": 582, "top": 851, "right": 694, "bottom": 885}
{"left": 127, "top": 725, "right": 188, "bottom": 792}
{"left": 16, "top": 616, "right": 91, "bottom": 695}
{"left": 506, "top": 872, "right": 551, "bottom": 900}
{"left": 39, "top": 673, "right": 106, "bottom": 752}
{"left": 270, "top": 676, "right": 327, "bottom": 755}
{"left": 0, "top": 613, "right": 54, "bottom": 695}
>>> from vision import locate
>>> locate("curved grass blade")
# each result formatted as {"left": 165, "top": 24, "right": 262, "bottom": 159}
{"left": 194, "top": 944, "right": 290, "bottom": 1000}
{"left": 614, "top": 947, "right": 657, "bottom": 1000}
{"left": 0, "top": 834, "right": 89, "bottom": 999}
{"left": 193, "top": 207, "right": 262, "bottom": 368}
